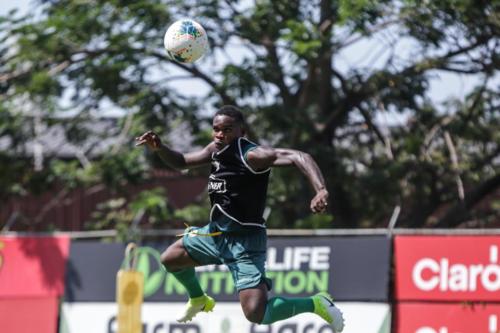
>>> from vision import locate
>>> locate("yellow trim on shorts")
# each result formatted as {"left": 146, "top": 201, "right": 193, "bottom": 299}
{"left": 176, "top": 223, "right": 222, "bottom": 237}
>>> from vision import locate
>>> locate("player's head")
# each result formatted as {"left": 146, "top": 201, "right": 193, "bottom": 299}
{"left": 212, "top": 105, "right": 246, "bottom": 150}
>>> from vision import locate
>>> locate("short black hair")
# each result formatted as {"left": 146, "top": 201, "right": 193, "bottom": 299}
{"left": 214, "top": 105, "right": 246, "bottom": 126}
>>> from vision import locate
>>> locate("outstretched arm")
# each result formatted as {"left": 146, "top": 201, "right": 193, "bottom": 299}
{"left": 246, "top": 147, "right": 329, "bottom": 213}
{"left": 135, "top": 131, "right": 214, "bottom": 169}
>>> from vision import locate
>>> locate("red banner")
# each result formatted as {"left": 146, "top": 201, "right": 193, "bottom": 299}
{"left": 0, "top": 236, "right": 70, "bottom": 297}
{"left": 396, "top": 303, "right": 500, "bottom": 333}
{"left": 394, "top": 236, "right": 500, "bottom": 301}
{"left": 0, "top": 297, "right": 59, "bottom": 333}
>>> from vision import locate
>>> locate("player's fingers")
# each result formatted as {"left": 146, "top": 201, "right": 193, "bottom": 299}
{"left": 310, "top": 203, "right": 316, "bottom": 213}
{"left": 317, "top": 201, "right": 327, "bottom": 213}
{"left": 312, "top": 202, "right": 321, "bottom": 213}
{"left": 137, "top": 131, "right": 154, "bottom": 141}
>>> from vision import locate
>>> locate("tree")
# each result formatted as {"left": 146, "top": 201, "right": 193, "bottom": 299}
{"left": 1, "top": 0, "right": 498, "bottom": 230}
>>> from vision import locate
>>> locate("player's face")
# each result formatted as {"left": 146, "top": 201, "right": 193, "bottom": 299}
{"left": 212, "top": 115, "right": 244, "bottom": 150}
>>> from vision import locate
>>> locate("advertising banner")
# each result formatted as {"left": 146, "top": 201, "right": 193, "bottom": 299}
{"left": 394, "top": 236, "right": 500, "bottom": 301}
{"left": 396, "top": 303, "right": 500, "bottom": 333}
{"left": 0, "top": 236, "right": 70, "bottom": 297}
{"left": 0, "top": 297, "right": 59, "bottom": 333}
{"left": 65, "top": 237, "right": 390, "bottom": 302}
{"left": 61, "top": 302, "right": 390, "bottom": 333}
{"left": 64, "top": 242, "right": 128, "bottom": 302}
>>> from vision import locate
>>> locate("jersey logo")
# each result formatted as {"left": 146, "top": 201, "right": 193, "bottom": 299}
{"left": 208, "top": 176, "right": 227, "bottom": 193}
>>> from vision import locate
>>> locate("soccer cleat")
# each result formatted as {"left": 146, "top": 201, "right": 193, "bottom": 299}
{"left": 312, "top": 292, "right": 345, "bottom": 332}
{"left": 176, "top": 294, "right": 216, "bottom": 323}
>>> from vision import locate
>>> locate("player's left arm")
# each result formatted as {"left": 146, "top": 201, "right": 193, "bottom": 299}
{"left": 246, "top": 147, "right": 329, "bottom": 213}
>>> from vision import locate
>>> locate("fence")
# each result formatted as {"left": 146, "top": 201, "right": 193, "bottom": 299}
{"left": 1, "top": 229, "right": 499, "bottom": 333}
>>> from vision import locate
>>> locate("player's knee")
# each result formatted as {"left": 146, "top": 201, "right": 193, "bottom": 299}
{"left": 243, "top": 308, "right": 264, "bottom": 324}
{"left": 160, "top": 251, "right": 173, "bottom": 271}
{"left": 160, "top": 246, "right": 181, "bottom": 272}
{"left": 242, "top": 301, "right": 265, "bottom": 323}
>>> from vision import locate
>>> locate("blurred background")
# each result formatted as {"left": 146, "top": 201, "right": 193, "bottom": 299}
{"left": 0, "top": 1, "right": 499, "bottom": 333}
{"left": 1, "top": 0, "right": 498, "bottom": 235}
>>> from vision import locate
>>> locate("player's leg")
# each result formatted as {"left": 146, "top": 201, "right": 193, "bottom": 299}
{"left": 227, "top": 230, "right": 319, "bottom": 325}
{"left": 161, "top": 224, "right": 222, "bottom": 323}
{"left": 228, "top": 229, "right": 344, "bottom": 331}
{"left": 238, "top": 282, "right": 314, "bottom": 325}
{"left": 160, "top": 238, "right": 204, "bottom": 299}
{"left": 235, "top": 270, "right": 340, "bottom": 327}
{"left": 260, "top": 291, "right": 344, "bottom": 332}
{"left": 238, "top": 282, "right": 344, "bottom": 331}
{"left": 238, "top": 282, "right": 267, "bottom": 323}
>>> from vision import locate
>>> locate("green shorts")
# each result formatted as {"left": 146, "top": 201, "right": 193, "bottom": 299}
{"left": 182, "top": 222, "right": 272, "bottom": 291}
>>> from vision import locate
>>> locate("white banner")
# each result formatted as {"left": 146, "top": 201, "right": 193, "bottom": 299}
{"left": 60, "top": 302, "right": 390, "bottom": 333}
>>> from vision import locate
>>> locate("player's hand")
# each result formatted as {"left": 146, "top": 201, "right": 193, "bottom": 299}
{"left": 310, "top": 188, "right": 329, "bottom": 213}
{"left": 135, "top": 131, "right": 162, "bottom": 151}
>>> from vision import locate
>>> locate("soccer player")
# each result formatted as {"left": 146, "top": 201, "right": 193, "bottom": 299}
{"left": 135, "top": 105, "right": 344, "bottom": 331}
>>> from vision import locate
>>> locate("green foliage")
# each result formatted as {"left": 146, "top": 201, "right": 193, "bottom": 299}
{"left": 129, "top": 188, "right": 172, "bottom": 225}
{"left": 338, "top": 0, "right": 389, "bottom": 32}
{"left": 174, "top": 199, "right": 211, "bottom": 226}
{"left": 50, "top": 160, "right": 98, "bottom": 188}
{"left": 87, "top": 187, "right": 172, "bottom": 241}
{"left": 295, "top": 213, "right": 334, "bottom": 229}
{"left": 282, "top": 21, "right": 322, "bottom": 58}
{"left": 97, "top": 150, "right": 148, "bottom": 189}
{"left": 87, "top": 197, "right": 134, "bottom": 241}
{"left": 1, "top": 0, "right": 498, "bottom": 230}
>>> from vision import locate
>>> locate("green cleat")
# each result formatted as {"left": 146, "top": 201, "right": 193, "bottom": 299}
{"left": 312, "top": 292, "right": 345, "bottom": 332}
{"left": 176, "top": 294, "right": 216, "bottom": 323}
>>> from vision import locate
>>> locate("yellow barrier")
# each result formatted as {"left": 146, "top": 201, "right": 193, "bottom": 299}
{"left": 116, "top": 243, "right": 144, "bottom": 333}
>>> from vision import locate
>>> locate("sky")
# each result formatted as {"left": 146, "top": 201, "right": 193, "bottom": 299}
{"left": 1, "top": 0, "right": 31, "bottom": 16}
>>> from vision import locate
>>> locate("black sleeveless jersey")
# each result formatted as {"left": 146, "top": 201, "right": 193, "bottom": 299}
{"left": 208, "top": 137, "right": 270, "bottom": 229}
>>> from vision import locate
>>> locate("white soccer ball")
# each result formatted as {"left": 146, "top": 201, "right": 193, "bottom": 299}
{"left": 163, "top": 19, "right": 209, "bottom": 63}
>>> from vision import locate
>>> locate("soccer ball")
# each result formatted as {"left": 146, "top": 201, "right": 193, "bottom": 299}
{"left": 163, "top": 19, "right": 209, "bottom": 63}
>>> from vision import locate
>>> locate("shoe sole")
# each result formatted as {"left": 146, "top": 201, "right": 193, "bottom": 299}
{"left": 315, "top": 292, "right": 344, "bottom": 332}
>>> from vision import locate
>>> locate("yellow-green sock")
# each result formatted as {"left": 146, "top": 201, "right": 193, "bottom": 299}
{"left": 170, "top": 268, "right": 204, "bottom": 298}
{"left": 260, "top": 297, "right": 314, "bottom": 324}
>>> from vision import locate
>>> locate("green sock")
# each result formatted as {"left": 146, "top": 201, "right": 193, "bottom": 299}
{"left": 169, "top": 268, "right": 204, "bottom": 299}
{"left": 260, "top": 297, "right": 314, "bottom": 324}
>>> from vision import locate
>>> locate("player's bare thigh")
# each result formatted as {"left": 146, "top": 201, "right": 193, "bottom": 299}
{"left": 160, "top": 238, "right": 198, "bottom": 271}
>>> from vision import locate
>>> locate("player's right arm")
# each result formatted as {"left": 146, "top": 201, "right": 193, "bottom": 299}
{"left": 135, "top": 131, "right": 215, "bottom": 169}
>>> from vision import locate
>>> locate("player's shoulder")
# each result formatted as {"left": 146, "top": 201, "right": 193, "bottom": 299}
{"left": 244, "top": 146, "right": 275, "bottom": 172}
{"left": 237, "top": 136, "right": 256, "bottom": 148}
{"left": 238, "top": 137, "right": 274, "bottom": 151}
{"left": 244, "top": 141, "right": 277, "bottom": 167}
{"left": 246, "top": 145, "right": 276, "bottom": 158}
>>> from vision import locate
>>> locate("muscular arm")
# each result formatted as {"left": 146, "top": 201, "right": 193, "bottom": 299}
{"left": 273, "top": 148, "right": 327, "bottom": 192}
{"left": 155, "top": 143, "right": 215, "bottom": 169}
{"left": 246, "top": 147, "right": 329, "bottom": 213}
{"left": 135, "top": 131, "right": 215, "bottom": 170}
